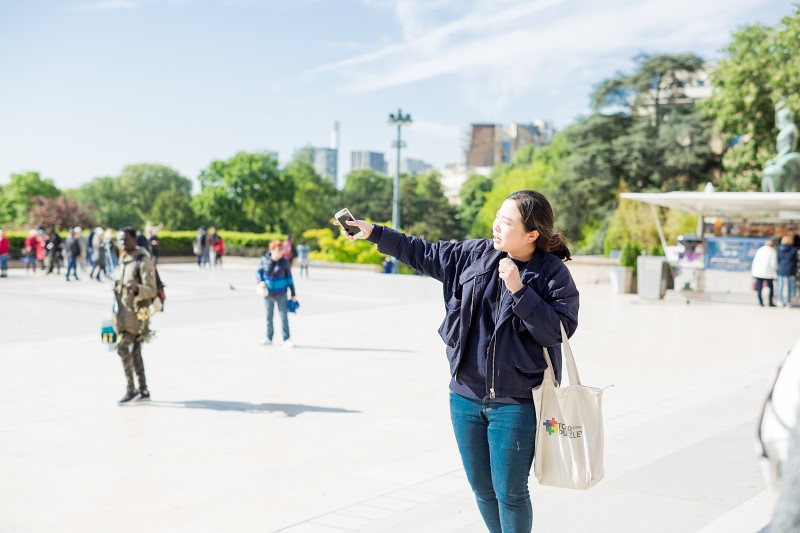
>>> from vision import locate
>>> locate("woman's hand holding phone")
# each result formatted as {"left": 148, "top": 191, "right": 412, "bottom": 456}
{"left": 334, "top": 208, "right": 374, "bottom": 241}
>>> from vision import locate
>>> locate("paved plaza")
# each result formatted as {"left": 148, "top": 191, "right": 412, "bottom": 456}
{"left": 1, "top": 258, "right": 798, "bottom": 532}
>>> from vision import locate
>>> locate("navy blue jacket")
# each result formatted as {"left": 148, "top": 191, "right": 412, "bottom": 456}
{"left": 777, "top": 243, "right": 799, "bottom": 277}
{"left": 368, "top": 226, "right": 579, "bottom": 398}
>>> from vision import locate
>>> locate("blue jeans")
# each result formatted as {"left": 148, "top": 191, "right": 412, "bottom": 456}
{"left": 450, "top": 392, "right": 537, "bottom": 533}
{"left": 265, "top": 292, "right": 290, "bottom": 341}
{"left": 66, "top": 256, "right": 78, "bottom": 280}
{"left": 0, "top": 253, "right": 7, "bottom": 270}
{"left": 777, "top": 275, "right": 796, "bottom": 306}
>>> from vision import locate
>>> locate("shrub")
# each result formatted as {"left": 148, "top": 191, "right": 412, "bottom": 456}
{"left": 620, "top": 241, "right": 643, "bottom": 276}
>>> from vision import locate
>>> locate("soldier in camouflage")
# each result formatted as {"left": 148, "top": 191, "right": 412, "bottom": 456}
{"left": 113, "top": 227, "right": 158, "bottom": 404}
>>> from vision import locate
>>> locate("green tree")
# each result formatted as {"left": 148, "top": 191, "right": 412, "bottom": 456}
{"left": 148, "top": 186, "right": 197, "bottom": 230}
{"left": 283, "top": 159, "right": 339, "bottom": 237}
{"left": 593, "top": 53, "right": 705, "bottom": 129}
{"left": 192, "top": 151, "right": 292, "bottom": 232}
{"left": 118, "top": 163, "right": 194, "bottom": 225}
{"left": 703, "top": 24, "right": 774, "bottom": 190}
{"left": 550, "top": 115, "right": 630, "bottom": 252}
{"left": 459, "top": 173, "right": 493, "bottom": 238}
{"left": 703, "top": 7, "right": 800, "bottom": 190}
{"left": 0, "top": 172, "right": 60, "bottom": 225}
{"left": 68, "top": 176, "right": 139, "bottom": 229}
{"left": 401, "top": 171, "right": 463, "bottom": 241}
{"left": 340, "top": 169, "right": 393, "bottom": 223}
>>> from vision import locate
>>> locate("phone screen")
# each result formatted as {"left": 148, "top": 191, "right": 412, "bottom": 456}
{"left": 336, "top": 210, "right": 359, "bottom": 237}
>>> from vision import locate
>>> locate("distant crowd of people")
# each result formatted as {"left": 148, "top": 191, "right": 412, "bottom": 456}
{"left": 193, "top": 226, "right": 225, "bottom": 268}
{"left": 0, "top": 222, "right": 166, "bottom": 282}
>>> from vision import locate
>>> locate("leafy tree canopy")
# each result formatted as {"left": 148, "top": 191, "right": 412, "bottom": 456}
{"left": 0, "top": 171, "right": 60, "bottom": 225}
{"left": 341, "top": 169, "right": 393, "bottom": 223}
{"left": 192, "top": 151, "right": 292, "bottom": 232}
{"left": 702, "top": 7, "right": 800, "bottom": 190}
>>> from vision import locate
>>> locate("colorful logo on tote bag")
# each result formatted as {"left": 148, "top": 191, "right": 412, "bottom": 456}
{"left": 544, "top": 417, "right": 559, "bottom": 435}
{"left": 543, "top": 417, "right": 583, "bottom": 438}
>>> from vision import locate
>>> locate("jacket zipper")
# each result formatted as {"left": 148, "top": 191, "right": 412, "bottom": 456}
{"left": 490, "top": 334, "right": 497, "bottom": 399}
{"left": 490, "top": 276, "right": 503, "bottom": 400}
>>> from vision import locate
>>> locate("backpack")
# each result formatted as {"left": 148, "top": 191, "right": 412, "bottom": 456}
{"left": 757, "top": 338, "right": 800, "bottom": 490}
{"left": 134, "top": 254, "right": 167, "bottom": 312}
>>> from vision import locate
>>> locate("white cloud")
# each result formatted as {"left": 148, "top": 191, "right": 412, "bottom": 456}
{"left": 310, "top": 0, "right": 784, "bottom": 117}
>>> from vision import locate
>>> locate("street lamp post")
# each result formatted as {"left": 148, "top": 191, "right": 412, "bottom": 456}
{"left": 388, "top": 108, "right": 412, "bottom": 233}
{"left": 388, "top": 108, "right": 412, "bottom": 273}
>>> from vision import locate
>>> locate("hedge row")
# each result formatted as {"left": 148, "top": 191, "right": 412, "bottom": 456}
{"left": 0, "top": 228, "right": 395, "bottom": 268}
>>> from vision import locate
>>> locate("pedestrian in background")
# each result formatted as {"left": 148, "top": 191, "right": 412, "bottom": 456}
{"left": 211, "top": 230, "right": 225, "bottom": 268}
{"left": 89, "top": 227, "right": 107, "bottom": 281}
{"left": 777, "top": 234, "right": 798, "bottom": 308}
{"left": 194, "top": 227, "right": 210, "bottom": 268}
{"left": 103, "top": 228, "right": 116, "bottom": 275}
{"left": 296, "top": 239, "right": 310, "bottom": 278}
{"left": 36, "top": 228, "right": 46, "bottom": 270}
{"left": 0, "top": 228, "right": 9, "bottom": 278}
{"left": 23, "top": 229, "right": 39, "bottom": 273}
{"left": 283, "top": 234, "right": 295, "bottom": 264}
{"left": 65, "top": 228, "right": 81, "bottom": 281}
{"left": 257, "top": 240, "right": 297, "bottom": 348}
{"left": 45, "top": 227, "right": 62, "bottom": 276}
{"left": 338, "top": 190, "right": 579, "bottom": 533}
{"left": 752, "top": 239, "right": 778, "bottom": 307}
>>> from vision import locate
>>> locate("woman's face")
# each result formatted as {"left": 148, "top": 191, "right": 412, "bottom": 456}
{"left": 492, "top": 199, "right": 538, "bottom": 258}
{"left": 270, "top": 247, "right": 283, "bottom": 260}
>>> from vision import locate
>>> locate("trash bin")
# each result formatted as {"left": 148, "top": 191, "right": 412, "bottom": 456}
{"left": 637, "top": 256, "right": 668, "bottom": 299}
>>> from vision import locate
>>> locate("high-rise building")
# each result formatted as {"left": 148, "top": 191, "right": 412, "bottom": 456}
{"left": 466, "top": 120, "right": 555, "bottom": 169}
{"left": 351, "top": 151, "right": 387, "bottom": 174}
{"left": 312, "top": 147, "right": 338, "bottom": 184}
{"left": 387, "top": 157, "right": 433, "bottom": 177}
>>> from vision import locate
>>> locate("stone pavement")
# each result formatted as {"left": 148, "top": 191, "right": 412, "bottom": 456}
{"left": 0, "top": 257, "right": 797, "bottom": 532}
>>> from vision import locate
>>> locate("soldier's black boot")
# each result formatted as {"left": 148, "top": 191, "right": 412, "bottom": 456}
{"left": 138, "top": 389, "right": 150, "bottom": 401}
{"left": 118, "top": 390, "right": 139, "bottom": 404}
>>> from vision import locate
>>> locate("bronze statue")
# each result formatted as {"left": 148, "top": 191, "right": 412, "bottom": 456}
{"left": 763, "top": 100, "right": 800, "bottom": 192}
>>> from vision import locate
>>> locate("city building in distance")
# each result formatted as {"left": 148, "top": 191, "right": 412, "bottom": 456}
{"left": 351, "top": 151, "right": 387, "bottom": 175}
{"left": 466, "top": 119, "right": 556, "bottom": 170}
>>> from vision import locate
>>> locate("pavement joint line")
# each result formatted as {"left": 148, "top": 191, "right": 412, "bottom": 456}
{"left": 272, "top": 468, "right": 465, "bottom": 532}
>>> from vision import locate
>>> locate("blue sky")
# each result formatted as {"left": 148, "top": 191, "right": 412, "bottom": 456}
{"left": 0, "top": 0, "right": 791, "bottom": 190}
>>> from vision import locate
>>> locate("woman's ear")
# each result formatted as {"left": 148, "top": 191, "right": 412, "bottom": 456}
{"left": 527, "top": 230, "right": 540, "bottom": 244}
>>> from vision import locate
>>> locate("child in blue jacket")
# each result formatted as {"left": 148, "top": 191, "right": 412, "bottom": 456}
{"left": 257, "top": 239, "right": 297, "bottom": 347}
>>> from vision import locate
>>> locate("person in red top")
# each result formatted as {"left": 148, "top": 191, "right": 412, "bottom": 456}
{"left": 212, "top": 232, "right": 225, "bottom": 268}
{"left": 23, "top": 229, "right": 40, "bottom": 273}
{"left": 0, "top": 228, "right": 10, "bottom": 278}
{"left": 35, "top": 228, "right": 46, "bottom": 270}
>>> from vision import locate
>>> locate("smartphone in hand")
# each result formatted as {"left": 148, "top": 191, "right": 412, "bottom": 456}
{"left": 334, "top": 208, "right": 364, "bottom": 239}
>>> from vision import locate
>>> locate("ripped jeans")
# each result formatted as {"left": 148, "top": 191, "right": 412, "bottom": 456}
{"left": 449, "top": 392, "right": 537, "bottom": 533}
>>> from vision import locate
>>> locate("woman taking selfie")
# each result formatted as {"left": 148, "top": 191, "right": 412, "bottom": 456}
{"left": 338, "top": 190, "right": 579, "bottom": 532}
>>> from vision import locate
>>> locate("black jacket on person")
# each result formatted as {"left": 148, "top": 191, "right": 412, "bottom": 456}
{"left": 367, "top": 225, "right": 579, "bottom": 398}
{"left": 777, "top": 243, "right": 799, "bottom": 277}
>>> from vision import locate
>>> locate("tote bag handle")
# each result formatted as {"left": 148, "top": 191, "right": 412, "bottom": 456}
{"left": 541, "top": 322, "right": 580, "bottom": 387}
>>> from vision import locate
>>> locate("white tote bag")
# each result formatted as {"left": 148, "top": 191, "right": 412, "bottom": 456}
{"left": 532, "top": 323, "right": 604, "bottom": 490}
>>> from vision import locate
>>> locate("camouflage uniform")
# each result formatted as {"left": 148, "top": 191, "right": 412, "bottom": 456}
{"left": 113, "top": 247, "right": 158, "bottom": 394}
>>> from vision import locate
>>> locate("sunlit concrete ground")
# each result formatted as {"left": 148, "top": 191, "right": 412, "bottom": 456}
{"left": 0, "top": 257, "right": 796, "bottom": 532}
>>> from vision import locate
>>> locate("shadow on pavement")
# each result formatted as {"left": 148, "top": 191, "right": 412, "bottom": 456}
{"left": 143, "top": 400, "right": 360, "bottom": 417}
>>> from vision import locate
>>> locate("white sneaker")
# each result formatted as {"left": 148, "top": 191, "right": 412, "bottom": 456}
{"left": 261, "top": 339, "right": 273, "bottom": 346}
{"left": 283, "top": 339, "right": 295, "bottom": 348}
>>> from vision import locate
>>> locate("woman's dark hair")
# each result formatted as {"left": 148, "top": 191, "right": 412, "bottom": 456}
{"left": 507, "top": 190, "right": 571, "bottom": 261}
{"left": 119, "top": 227, "right": 137, "bottom": 240}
